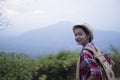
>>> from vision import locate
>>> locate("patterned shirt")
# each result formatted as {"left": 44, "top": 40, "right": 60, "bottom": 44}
{"left": 80, "top": 42, "right": 102, "bottom": 80}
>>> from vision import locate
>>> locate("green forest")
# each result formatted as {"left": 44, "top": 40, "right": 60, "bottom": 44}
{"left": 0, "top": 48, "right": 120, "bottom": 80}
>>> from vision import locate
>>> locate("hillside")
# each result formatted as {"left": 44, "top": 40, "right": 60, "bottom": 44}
{"left": 0, "top": 21, "right": 120, "bottom": 57}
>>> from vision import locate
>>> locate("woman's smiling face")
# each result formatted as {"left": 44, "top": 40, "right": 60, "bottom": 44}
{"left": 74, "top": 28, "right": 89, "bottom": 46}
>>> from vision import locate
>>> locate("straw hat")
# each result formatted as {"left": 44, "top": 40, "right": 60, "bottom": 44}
{"left": 73, "top": 23, "right": 94, "bottom": 42}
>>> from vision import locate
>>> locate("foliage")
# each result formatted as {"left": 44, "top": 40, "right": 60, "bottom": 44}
{"left": 0, "top": 48, "right": 120, "bottom": 80}
{"left": 110, "top": 54, "right": 120, "bottom": 77}
{"left": 109, "top": 44, "right": 120, "bottom": 54}
{"left": 0, "top": 52, "right": 38, "bottom": 80}
{"left": 33, "top": 51, "right": 79, "bottom": 80}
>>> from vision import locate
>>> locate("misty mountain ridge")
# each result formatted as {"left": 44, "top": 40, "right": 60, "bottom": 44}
{"left": 0, "top": 21, "right": 120, "bottom": 57}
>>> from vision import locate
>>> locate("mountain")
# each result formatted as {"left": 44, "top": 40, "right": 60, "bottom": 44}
{"left": 0, "top": 21, "right": 120, "bottom": 57}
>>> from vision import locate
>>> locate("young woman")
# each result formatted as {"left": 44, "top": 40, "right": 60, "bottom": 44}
{"left": 73, "top": 23, "right": 102, "bottom": 80}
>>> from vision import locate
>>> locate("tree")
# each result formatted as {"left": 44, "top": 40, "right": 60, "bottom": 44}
{"left": 0, "top": 0, "right": 8, "bottom": 31}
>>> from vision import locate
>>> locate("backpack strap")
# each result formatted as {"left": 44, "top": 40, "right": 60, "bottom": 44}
{"left": 85, "top": 46, "right": 116, "bottom": 80}
{"left": 85, "top": 46, "right": 101, "bottom": 58}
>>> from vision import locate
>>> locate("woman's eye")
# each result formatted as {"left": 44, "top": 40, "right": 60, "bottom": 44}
{"left": 74, "top": 34, "right": 77, "bottom": 37}
{"left": 74, "top": 33, "right": 82, "bottom": 37}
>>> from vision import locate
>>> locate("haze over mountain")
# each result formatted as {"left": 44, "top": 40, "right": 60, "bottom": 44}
{"left": 0, "top": 21, "right": 120, "bottom": 57}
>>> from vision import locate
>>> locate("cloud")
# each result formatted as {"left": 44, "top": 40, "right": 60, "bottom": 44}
{"left": 6, "top": 9, "right": 20, "bottom": 16}
{"left": 33, "top": 10, "right": 46, "bottom": 14}
{"left": 1, "top": 0, "right": 120, "bottom": 35}
{"left": 5, "top": 0, "right": 23, "bottom": 5}
{"left": 0, "top": 0, "right": 7, "bottom": 2}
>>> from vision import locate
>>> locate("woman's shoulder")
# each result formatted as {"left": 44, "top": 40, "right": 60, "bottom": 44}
{"left": 86, "top": 42, "right": 95, "bottom": 47}
{"left": 86, "top": 42, "right": 98, "bottom": 51}
{"left": 82, "top": 42, "right": 97, "bottom": 55}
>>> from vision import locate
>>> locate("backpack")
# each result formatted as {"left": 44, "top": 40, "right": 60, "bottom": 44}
{"left": 85, "top": 46, "right": 115, "bottom": 80}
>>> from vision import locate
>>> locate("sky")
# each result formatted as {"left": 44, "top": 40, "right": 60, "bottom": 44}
{"left": 0, "top": 0, "right": 120, "bottom": 36}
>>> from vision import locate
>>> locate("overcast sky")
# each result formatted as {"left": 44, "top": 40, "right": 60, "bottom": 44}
{"left": 0, "top": 0, "right": 120, "bottom": 36}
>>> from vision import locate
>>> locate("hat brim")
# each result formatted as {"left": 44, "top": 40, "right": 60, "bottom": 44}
{"left": 73, "top": 23, "right": 94, "bottom": 42}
